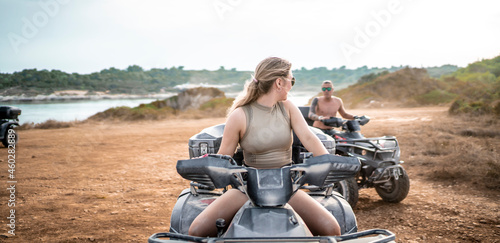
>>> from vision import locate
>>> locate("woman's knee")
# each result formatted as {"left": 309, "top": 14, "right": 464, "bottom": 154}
{"left": 188, "top": 224, "right": 203, "bottom": 237}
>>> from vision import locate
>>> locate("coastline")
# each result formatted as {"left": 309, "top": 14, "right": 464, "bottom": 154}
{"left": 0, "top": 92, "right": 177, "bottom": 103}
{"left": 2, "top": 89, "right": 317, "bottom": 124}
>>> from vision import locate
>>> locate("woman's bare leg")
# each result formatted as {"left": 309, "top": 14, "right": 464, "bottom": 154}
{"left": 188, "top": 189, "right": 248, "bottom": 237}
{"left": 289, "top": 190, "right": 341, "bottom": 236}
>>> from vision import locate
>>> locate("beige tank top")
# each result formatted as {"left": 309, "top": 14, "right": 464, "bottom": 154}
{"left": 240, "top": 101, "right": 292, "bottom": 169}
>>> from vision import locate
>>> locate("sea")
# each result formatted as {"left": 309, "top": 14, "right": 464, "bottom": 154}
{"left": 2, "top": 89, "right": 317, "bottom": 124}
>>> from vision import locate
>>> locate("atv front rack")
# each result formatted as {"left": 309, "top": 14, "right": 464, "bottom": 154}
{"left": 335, "top": 136, "right": 400, "bottom": 163}
{"left": 336, "top": 136, "right": 398, "bottom": 151}
{"left": 148, "top": 229, "right": 395, "bottom": 243}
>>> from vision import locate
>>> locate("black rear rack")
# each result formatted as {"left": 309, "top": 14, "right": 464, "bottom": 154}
{"left": 148, "top": 229, "right": 395, "bottom": 243}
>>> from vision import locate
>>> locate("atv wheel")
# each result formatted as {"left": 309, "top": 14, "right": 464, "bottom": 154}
{"left": 375, "top": 167, "right": 410, "bottom": 203}
{"left": 2, "top": 126, "right": 18, "bottom": 147}
{"left": 334, "top": 177, "right": 359, "bottom": 208}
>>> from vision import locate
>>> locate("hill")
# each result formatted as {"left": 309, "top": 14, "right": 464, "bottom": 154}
{"left": 335, "top": 67, "right": 453, "bottom": 108}
{"left": 445, "top": 55, "right": 500, "bottom": 115}
{"left": 334, "top": 54, "right": 500, "bottom": 116}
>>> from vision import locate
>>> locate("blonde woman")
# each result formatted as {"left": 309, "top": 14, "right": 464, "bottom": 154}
{"left": 188, "top": 57, "right": 341, "bottom": 237}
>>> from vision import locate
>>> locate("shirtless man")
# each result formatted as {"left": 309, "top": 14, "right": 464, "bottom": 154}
{"left": 308, "top": 80, "right": 357, "bottom": 136}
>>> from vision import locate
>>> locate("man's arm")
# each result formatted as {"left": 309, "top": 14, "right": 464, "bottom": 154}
{"left": 308, "top": 97, "right": 324, "bottom": 121}
{"left": 337, "top": 98, "right": 355, "bottom": 120}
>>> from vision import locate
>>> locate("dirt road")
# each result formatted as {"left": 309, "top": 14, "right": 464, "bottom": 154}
{"left": 0, "top": 106, "right": 498, "bottom": 242}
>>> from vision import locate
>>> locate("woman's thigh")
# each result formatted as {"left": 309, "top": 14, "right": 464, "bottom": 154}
{"left": 189, "top": 189, "right": 248, "bottom": 236}
{"left": 289, "top": 190, "right": 340, "bottom": 236}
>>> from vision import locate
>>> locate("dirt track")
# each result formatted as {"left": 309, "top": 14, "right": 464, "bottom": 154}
{"left": 0, "top": 106, "right": 499, "bottom": 242}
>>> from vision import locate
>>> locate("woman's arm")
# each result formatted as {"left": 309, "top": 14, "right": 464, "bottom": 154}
{"left": 285, "top": 101, "right": 328, "bottom": 156}
{"left": 217, "top": 108, "right": 246, "bottom": 156}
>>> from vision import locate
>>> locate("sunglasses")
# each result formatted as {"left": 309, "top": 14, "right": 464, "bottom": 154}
{"left": 322, "top": 87, "right": 332, "bottom": 91}
{"left": 290, "top": 77, "right": 295, "bottom": 86}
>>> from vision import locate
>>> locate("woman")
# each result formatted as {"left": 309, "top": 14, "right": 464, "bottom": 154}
{"left": 188, "top": 57, "right": 341, "bottom": 237}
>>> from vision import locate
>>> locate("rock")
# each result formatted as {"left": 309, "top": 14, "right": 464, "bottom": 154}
{"left": 159, "top": 87, "right": 225, "bottom": 111}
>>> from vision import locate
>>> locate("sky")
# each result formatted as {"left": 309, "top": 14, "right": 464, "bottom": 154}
{"left": 1, "top": 0, "right": 500, "bottom": 74}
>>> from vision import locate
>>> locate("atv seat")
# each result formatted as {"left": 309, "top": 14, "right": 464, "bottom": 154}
{"left": 298, "top": 106, "right": 314, "bottom": 126}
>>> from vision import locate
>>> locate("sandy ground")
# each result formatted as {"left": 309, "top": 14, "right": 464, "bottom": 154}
{"left": 0, "top": 106, "right": 499, "bottom": 242}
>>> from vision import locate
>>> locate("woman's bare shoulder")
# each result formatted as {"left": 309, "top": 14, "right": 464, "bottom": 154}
{"left": 226, "top": 107, "right": 246, "bottom": 124}
{"left": 282, "top": 100, "right": 297, "bottom": 110}
{"left": 282, "top": 100, "right": 301, "bottom": 117}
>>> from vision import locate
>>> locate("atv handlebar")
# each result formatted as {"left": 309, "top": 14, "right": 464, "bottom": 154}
{"left": 177, "top": 154, "right": 361, "bottom": 190}
{"left": 322, "top": 115, "right": 370, "bottom": 128}
{"left": 176, "top": 154, "right": 361, "bottom": 206}
{"left": 322, "top": 117, "right": 345, "bottom": 127}
{"left": 322, "top": 115, "right": 370, "bottom": 133}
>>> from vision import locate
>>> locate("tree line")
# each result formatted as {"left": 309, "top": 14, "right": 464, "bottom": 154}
{"left": 0, "top": 64, "right": 458, "bottom": 96}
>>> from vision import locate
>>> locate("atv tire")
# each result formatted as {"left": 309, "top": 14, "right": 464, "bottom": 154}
{"left": 2, "top": 126, "right": 18, "bottom": 147}
{"left": 334, "top": 177, "right": 359, "bottom": 208}
{"left": 375, "top": 167, "right": 410, "bottom": 203}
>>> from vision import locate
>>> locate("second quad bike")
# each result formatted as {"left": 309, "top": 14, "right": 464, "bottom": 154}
{"left": 297, "top": 106, "right": 410, "bottom": 207}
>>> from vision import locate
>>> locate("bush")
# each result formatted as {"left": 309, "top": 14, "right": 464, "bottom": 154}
{"left": 415, "top": 89, "right": 456, "bottom": 105}
{"left": 449, "top": 98, "right": 498, "bottom": 115}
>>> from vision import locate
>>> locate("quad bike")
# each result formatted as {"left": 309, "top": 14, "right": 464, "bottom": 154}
{"left": 187, "top": 124, "right": 358, "bottom": 212}
{"left": 148, "top": 153, "right": 396, "bottom": 243}
{"left": 298, "top": 106, "right": 410, "bottom": 206}
{"left": 0, "top": 106, "right": 21, "bottom": 147}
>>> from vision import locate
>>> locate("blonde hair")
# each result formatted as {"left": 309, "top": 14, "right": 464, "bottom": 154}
{"left": 228, "top": 57, "right": 292, "bottom": 114}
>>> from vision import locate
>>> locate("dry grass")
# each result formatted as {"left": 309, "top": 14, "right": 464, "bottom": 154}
{"left": 395, "top": 114, "right": 500, "bottom": 190}
{"left": 18, "top": 119, "right": 78, "bottom": 130}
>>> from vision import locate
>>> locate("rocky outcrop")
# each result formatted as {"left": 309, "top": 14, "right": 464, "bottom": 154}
{"left": 152, "top": 87, "right": 226, "bottom": 111}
